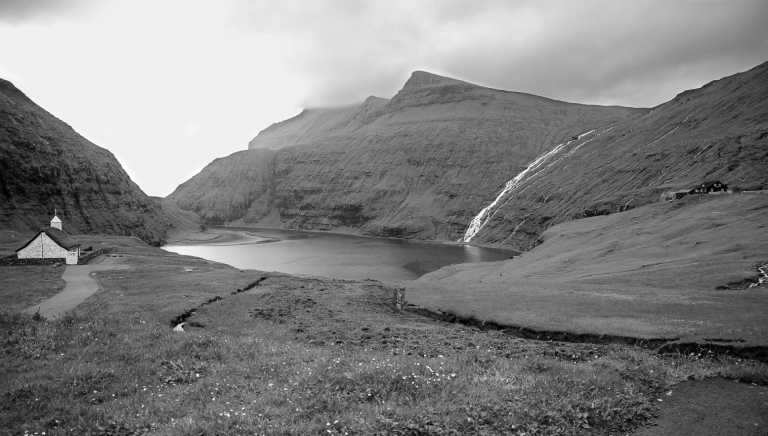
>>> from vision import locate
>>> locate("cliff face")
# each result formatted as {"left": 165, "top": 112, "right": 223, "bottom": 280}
{"left": 0, "top": 78, "right": 169, "bottom": 244}
{"left": 171, "top": 71, "right": 642, "bottom": 241}
{"left": 468, "top": 60, "right": 768, "bottom": 249}
{"left": 170, "top": 149, "right": 277, "bottom": 225}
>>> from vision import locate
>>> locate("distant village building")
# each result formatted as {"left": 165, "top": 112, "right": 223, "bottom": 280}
{"left": 16, "top": 213, "right": 80, "bottom": 265}
{"left": 689, "top": 180, "right": 728, "bottom": 194}
{"left": 661, "top": 190, "right": 690, "bottom": 201}
{"left": 662, "top": 180, "right": 729, "bottom": 201}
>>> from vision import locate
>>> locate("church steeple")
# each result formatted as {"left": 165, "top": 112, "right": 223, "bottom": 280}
{"left": 50, "top": 209, "right": 62, "bottom": 230}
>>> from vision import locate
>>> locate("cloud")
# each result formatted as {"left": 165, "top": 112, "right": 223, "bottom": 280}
{"left": 1, "top": 0, "right": 766, "bottom": 196}
{"left": 232, "top": 0, "right": 768, "bottom": 107}
{"left": 0, "top": 0, "right": 97, "bottom": 23}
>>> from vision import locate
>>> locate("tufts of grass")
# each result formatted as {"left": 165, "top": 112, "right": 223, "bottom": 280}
{"left": 3, "top": 242, "right": 768, "bottom": 435}
{"left": 2, "top": 308, "right": 768, "bottom": 435}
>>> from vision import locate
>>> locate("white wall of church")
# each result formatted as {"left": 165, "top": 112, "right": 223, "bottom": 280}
{"left": 65, "top": 249, "right": 79, "bottom": 265}
{"left": 17, "top": 233, "right": 71, "bottom": 260}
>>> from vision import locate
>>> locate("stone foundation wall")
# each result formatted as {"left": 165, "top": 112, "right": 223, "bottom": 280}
{"left": 0, "top": 256, "right": 61, "bottom": 266}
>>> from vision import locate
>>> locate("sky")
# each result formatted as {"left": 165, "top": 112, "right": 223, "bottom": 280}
{"left": 1, "top": 0, "right": 767, "bottom": 197}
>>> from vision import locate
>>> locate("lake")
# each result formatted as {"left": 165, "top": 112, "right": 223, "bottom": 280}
{"left": 163, "top": 227, "right": 514, "bottom": 282}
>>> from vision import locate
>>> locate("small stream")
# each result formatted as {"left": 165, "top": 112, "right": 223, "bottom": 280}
{"left": 749, "top": 263, "right": 768, "bottom": 288}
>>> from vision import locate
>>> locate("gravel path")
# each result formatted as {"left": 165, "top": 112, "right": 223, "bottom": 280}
{"left": 23, "top": 255, "right": 128, "bottom": 319}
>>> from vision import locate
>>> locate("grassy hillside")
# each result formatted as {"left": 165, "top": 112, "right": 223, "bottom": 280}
{"left": 168, "top": 149, "right": 277, "bottom": 225}
{"left": 410, "top": 193, "right": 768, "bottom": 345}
{"left": 2, "top": 235, "right": 766, "bottom": 434}
{"left": 471, "top": 60, "right": 768, "bottom": 249}
{"left": 248, "top": 96, "right": 389, "bottom": 150}
{"left": 0, "top": 78, "right": 170, "bottom": 245}
{"left": 155, "top": 197, "right": 203, "bottom": 241}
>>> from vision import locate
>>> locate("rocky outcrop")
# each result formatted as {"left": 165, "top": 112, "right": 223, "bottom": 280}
{"left": 171, "top": 71, "right": 642, "bottom": 241}
{"left": 0, "top": 78, "right": 169, "bottom": 244}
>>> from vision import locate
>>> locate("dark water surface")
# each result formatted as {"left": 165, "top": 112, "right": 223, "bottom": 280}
{"left": 163, "top": 227, "right": 514, "bottom": 281}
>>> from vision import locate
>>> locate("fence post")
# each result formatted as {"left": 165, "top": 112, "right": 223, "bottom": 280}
{"left": 393, "top": 287, "right": 405, "bottom": 312}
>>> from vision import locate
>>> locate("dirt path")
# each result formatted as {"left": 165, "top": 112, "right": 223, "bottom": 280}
{"left": 633, "top": 378, "right": 768, "bottom": 436}
{"left": 23, "top": 255, "right": 128, "bottom": 319}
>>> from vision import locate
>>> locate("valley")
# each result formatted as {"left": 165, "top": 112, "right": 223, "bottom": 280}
{"left": 1, "top": 54, "right": 767, "bottom": 435}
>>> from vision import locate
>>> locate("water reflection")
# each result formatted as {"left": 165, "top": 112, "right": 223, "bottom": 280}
{"left": 461, "top": 244, "right": 486, "bottom": 263}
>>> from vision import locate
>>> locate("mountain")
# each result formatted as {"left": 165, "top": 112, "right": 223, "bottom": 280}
{"left": 168, "top": 149, "right": 277, "bottom": 225}
{"left": 466, "top": 60, "right": 768, "bottom": 249}
{"left": 0, "top": 78, "right": 169, "bottom": 244}
{"left": 248, "top": 96, "right": 389, "bottom": 150}
{"left": 404, "top": 61, "right": 768, "bottom": 344}
{"left": 170, "top": 71, "right": 642, "bottom": 240}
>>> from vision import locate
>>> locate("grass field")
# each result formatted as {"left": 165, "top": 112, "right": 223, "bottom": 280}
{"left": 411, "top": 194, "right": 768, "bottom": 348}
{"left": 0, "top": 264, "right": 65, "bottom": 313}
{"left": 1, "top": 234, "right": 768, "bottom": 434}
{"left": 0, "top": 229, "right": 34, "bottom": 257}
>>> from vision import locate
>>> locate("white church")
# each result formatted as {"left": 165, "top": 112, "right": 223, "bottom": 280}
{"left": 15, "top": 213, "right": 81, "bottom": 265}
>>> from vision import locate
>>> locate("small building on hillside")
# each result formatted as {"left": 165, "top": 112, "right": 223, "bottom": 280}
{"left": 662, "top": 180, "right": 729, "bottom": 201}
{"left": 689, "top": 180, "right": 728, "bottom": 194}
{"left": 16, "top": 214, "right": 80, "bottom": 264}
{"left": 661, "top": 189, "right": 690, "bottom": 201}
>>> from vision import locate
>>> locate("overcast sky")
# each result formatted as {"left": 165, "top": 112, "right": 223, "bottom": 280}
{"left": 1, "top": 0, "right": 767, "bottom": 196}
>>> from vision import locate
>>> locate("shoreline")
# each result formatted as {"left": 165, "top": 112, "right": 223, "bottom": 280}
{"left": 160, "top": 225, "right": 517, "bottom": 283}
{"left": 171, "top": 223, "right": 519, "bottom": 254}
{"left": 165, "top": 228, "right": 280, "bottom": 246}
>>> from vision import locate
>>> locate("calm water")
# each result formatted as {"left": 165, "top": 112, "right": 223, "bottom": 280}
{"left": 163, "top": 227, "right": 513, "bottom": 281}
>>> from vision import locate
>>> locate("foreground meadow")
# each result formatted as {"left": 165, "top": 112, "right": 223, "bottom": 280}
{"left": 1, "top": 236, "right": 767, "bottom": 435}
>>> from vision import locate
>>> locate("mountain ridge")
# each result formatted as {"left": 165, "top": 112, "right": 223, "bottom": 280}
{"left": 172, "top": 69, "right": 643, "bottom": 242}
{"left": 173, "top": 61, "right": 766, "bottom": 248}
{"left": 401, "top": 70, "right": 470, "bottom": 90}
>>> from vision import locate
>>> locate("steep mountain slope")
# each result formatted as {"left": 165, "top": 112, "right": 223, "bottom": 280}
{"left": 169, "top": 149, "right": 277, "bottom": 224}
{"left": 171, "top": 71, "right": 641, "bottom": 240}
{"left": 156, "top": 197, "right": 202, "bottom": 240}
{"left": 0, "top": 78, "right": 169, "bottom": 244}
{"left": 467, "top": 60, "right": 768, "bottom": 249}
{"left": 248, "top": 96, "right": 388, "bottom": 150}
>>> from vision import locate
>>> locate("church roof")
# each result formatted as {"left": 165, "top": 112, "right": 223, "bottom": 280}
{"left": 15, "top": 227, "right": 80, "bottom": 252}
{"left": 51, "top": 215, "right": 62, "bottom": 223}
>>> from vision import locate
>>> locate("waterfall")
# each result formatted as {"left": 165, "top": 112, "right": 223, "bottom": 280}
{"left": 462, "top": 129, "right": 597, "bottom": 243}
{"left": 749, "top": 263, "right": 768, "bottom": 288}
